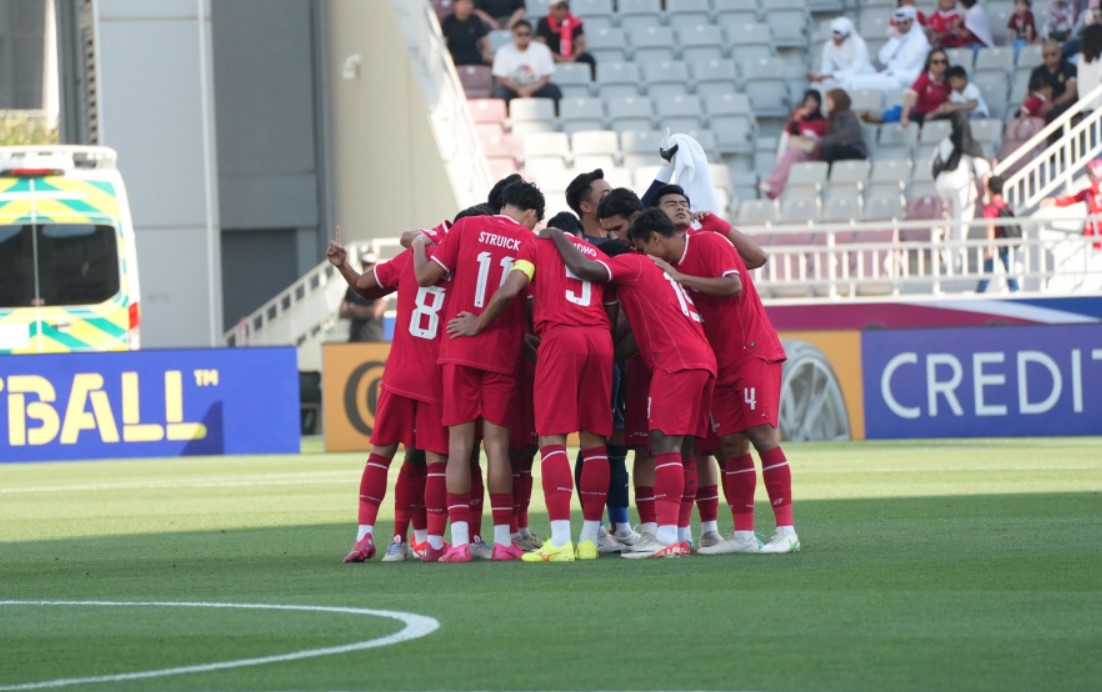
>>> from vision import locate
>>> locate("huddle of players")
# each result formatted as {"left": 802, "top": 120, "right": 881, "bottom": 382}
{"left": 329, "top": 170, "right": 799, "bottom": 562}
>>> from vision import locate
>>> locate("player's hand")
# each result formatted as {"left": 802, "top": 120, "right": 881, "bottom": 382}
{"left": 326, "top": 225, "right": 347, "bottom": 267}
{"left": 648, "top": 254, "right": 678, "bottom": 279}
{"left": 1038, "top": 198, "right": 1055, "bottom": 208}
{"left": 447, "top": 311, "right": 480, "bottom": 337}
{"left": 411, "top": 231, "right": 430, "bottom": 248}
{"left": 691, "top": 211, "right": 711, "bottom": 224}
{"left": 538, "top": 225, "right": 561, "bottom": 240}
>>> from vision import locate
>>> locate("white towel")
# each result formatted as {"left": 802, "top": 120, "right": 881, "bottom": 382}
{"left": 668, "top": 133, "right": 722, "bottom": 214}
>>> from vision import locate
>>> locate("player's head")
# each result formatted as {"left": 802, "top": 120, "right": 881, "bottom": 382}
{"left": 653, "top": 184, "right": 693, "bottom": 228}
{"left": 627, "top": 207, "right": 679, "bottom": 260}
{"left": 453, "top": 203, "right": 497, "bottom": 223}
{"left": 501, "top": 179, "right": 546, "bottom": 229}
{"left": 565, "top": 168, "right": 612, "bottom": 220}
{"left": 487, "top": 173, "right": 523, "bottom": 212}
{"left": 546, "top": 210, "right": 584, "bottom": 237}
{"left": 596, "top": 187, "right": 644, "bottom": 246}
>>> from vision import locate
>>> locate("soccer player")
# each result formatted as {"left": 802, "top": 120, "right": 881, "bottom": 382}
{"left": 413, "top": 180, "right": 545, "bottom": 563}
{"left": 641, "top": 186, "right": 799, "bottom": 555}
{"left": 446, "top": 212, "right": 616, "bottom": 562}
{"left": 542, "top": 206, "right": 717, "bottom": 559}
{"left": 565, "top": 168, "right": 613, "bottom": 241}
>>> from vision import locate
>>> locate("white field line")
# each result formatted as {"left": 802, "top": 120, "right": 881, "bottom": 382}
{"left": 0, "top": 471, "right": 356, "bottom": 494}
{"left": 0, "top": 600, "right": 439, "bottom": 691}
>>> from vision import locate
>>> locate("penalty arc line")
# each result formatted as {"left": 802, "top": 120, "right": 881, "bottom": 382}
{"left": 0, "top": 600, "right": 440, "bottom": 691}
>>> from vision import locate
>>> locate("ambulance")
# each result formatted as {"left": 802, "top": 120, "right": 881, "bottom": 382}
{"left": 0, "top": 145, "right": 141, "bottom": 353}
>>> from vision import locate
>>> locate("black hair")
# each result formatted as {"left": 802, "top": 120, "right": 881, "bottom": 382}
{"left": 924, "top": 48, "right": 949, "bottom": 74}
{"left": 627, "top": 208, "right": 677, "bottom": 244}
{"left": 487, "top": 173, "right": 523, "bottom": 212}
{"left": 453, "top": 203, "right": 497, "bottom": 223}
{"left": 1028, "top": 70, "right": 1051, "bottom": 92}
{"left": 596, "top": 187, "right": 643, "bottom": 220}
{"left": 565, "top": 169, "right": 605, "bottom": 217}
{"left": 1082, "top": 24, "right": 1102, "bottom": 64}
{"left": 652, "top": 184, "right": 690, "bottom": 208}
{"left": 947, "top": 65, "right": 968, "bottom": 81}
{"left": 546, "top": 210, "right": 584, "bottom": 237}
{"left": 960, "top": 0, "right": 977, "bottom": 7}
{"left": 502, "top": 179, "right": 546, "bottom": 221}
{"left": 596, "top": 237, "right": 633, "bottom": 257}
{"left": 987, "top": 174, "right": 1005, "bottom": 196}
{"left": 513, "top": 19, "right": 533, "bottom": 32}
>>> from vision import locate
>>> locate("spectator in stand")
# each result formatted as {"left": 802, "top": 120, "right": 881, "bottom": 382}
{"left": 1008, "top": 0, "right": 1039, "bottom": 60}
{"left": 474, "top": 0, "right": 526, "bottom": 30}
{"left": 1020, "top": 69, "right": 1055, "bottom": 116}
{"left": 442, "top": 0, "right": 492, "bottom": 66}
{"left": 976, "top": 175, "right": 1022, "bottom": 293}
{"left": 928, "top": 0, "right": 969, "bottom": 48}
{"left": 960, "top": 0, "right": 996, "bottom": 49}
{"left": 341, "top": 251, "right": 387, "bottom": 342}
{"left": 491, "top": 20, "right": 563, "bottom": 103}
{"left": 947, "top": 65, "right": 991, "bottom": 118}
{"left": 817, "top": 89, "right": 869, "bottom": 165}
{"left": 1044, "top": 0, "right": 1081, "bottom": 42}
{"left": 845, "top": 7, "right": 931, "bottom": 98}
{"left": 900, "top": 48, "right": 952, "bottom": 127}
{"left": 1075, "top": 23, "right": 1102, "bottom": 111}
{"left": 807, "top": 17, "right": 875, "bottom": 90}
{"left": 760, "top": 90, "right": 829, "bottom": 199}
{"left": 535, "top": 1, "right": 596, "bottom": 80}
{"left": 1029, "top": 40, "right": 1078, "bottom": 120}
{"left": 931, "top": 112, "right": 991, "bottom": 271}
{"left": 890, "top": 0, "right": 928, "bottom": 30}
{"left": 1040, "top": 157, "right": 1102, "bottom": 249}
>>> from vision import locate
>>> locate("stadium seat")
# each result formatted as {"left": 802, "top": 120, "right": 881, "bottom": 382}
{"left": 858, "top": 14, "right": 889, "bottom": 42}
{"left": 523, "top": 131, "right": 571, "bottom": 161}
{"left": 607, "top": 95, "right": 655, "bottom": 132}
{"left": 902, "top": 194, "right": 944, "bottom": 241}
{"left": 620, "top": 130, "right": 664, "bottom": 169}
{"left": 510, "top": 121, "right": 557, "bottom": 139}
{"left": 488, "top": 155, "right": 521, "bottom": 180}
{"left": 919, "top": 119, "right": 952, "bottom": 146}
{"left": 677, "top": 26, "right": 725, "bottom": 63}
{"left": 877, "top": 124, "right": 918, "bottom": 160}
{"left": 457, "top": 65, "right": 493, "bottom": 99}
{"left": 571, "top": 129, "right": 620, "bottom": 158}
{"left": 975, "top": 73, "right": 1010, "bottom": 120}
{"left": 971, "top": 118, "right": 1003, "bottom": 151}
{"left": 976, "top": 46, "right": 1014, "bottom": 76}
{"left": 509, "top": 98, "right": 556, "bottom": 123}
{"left": 587, "top": 27, "right": 628, "bottom": 63}
{"left": 821, "top": 194, "right": 862, "bottom": 223}
{"left": 655, "top": 94, "right": 703, "bottom": 133}
{"left": 779, "top": 195, "right": 821, "bottom": 223}
{"left": 862, "top": 190, "right": 905, "bottom": 221}
{"left": 571, "top": 0, "right": 614, "bottom": 22}
{"left": 786, "top": 161, "right": 830, "bottom": 193}
{"left": 480, "top": 131, "right": 519, "bottom": 159}
{"left": 630, "top": 26, "right": 676, "bottom": 64}
{"left": 643, "top": 61, "right": 691, "bottom": 98}
{"left": 554, "top": 62, "right": 594, "bottom": 99}
{"left": 743, "top": 58, "right": 790, "bottom": 118}
{"left": 850, "top": 89, "right": 884, "bottom": 115}
{"left": 633, "top": 164, "right": 663, "bottom": 191}
{"left": 689, "top": 58, "right": 738, "bottom": 93}
{"left": 988, "top": 2, "right": 1013, "bottom": 44}
{"left": 736, "top": 199, "right": 777, "bottom": 224}
{"left": 468, "top": 98, "right": 508, "bottom": 124}
{"left": 1017, "top": 43, "right": 1043, "bottom": 71}
{"left": 725, "top": 21, "right": 773, "bottom": 49}
{"left": 868, "top": 158, "right": 912, "bottom": 195}
{"left": 944, "top": 47, "right": 973, "bottom": 69}
{"left": 829, "top": 159, "right": 871, "bottom": 187}
{"left": 559, "top": 97, "right": 606, "bottom": 133}
{"left": 707, "top": 93, "right": 755, "bottom": 153}
{"left": 597, "top": 61, "right": 643, "bottom": 98}
{"left": 764, "top": 1, "right": 808, "bottom": 49}
{"left": 665, "top": 0, "right": 711, "bottom": 31}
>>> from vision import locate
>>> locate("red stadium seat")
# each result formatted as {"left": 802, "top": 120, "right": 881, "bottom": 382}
{"left": 457, "top": 65, "right": 493, "bottom": 99}
{"left": 468, "top": 99, "right": 508, "bottom": 124}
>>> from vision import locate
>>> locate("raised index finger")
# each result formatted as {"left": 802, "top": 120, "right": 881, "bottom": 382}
{"left": 334, "top": 224, "right": 342, "bottom": 244}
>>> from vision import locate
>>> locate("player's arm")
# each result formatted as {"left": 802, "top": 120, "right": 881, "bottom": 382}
{"left": 447, "top": 268, "right": 531, "bottom": 337}
{"left": 649, "top": 255, "right": 741, "bottom": 296}
{"left": 412, "top": 233, "right": 446, "bottom": 287}
{"left": 399, "top": 230, "right": 420, "bottom": 248}
{"left": 614, "top": 329, "right": 639, "bottom": 361}
{"left": 541, "top": 227, "right": 610, "bottom": 282}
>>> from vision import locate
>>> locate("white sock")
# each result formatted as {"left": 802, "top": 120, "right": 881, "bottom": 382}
{"left": 734, "top": 530, "right": 756, "bottom": 542}
{"left": 357, "top": 525, "right": 373, "bottom": 542}
{"left": 451, "top": 521, "right": 469, "bottom": 547}
{"left": 493, "top": 524, "right": 511, "bottom": 546}
{"left": 550, "top": 519, "right": 572, "bottom": 547}
{"left": 579, "top": 520, "right": 601, "bottom": 544}
{"left": 777, "top": 525, "right": 797, "bottom": 537}
{"left": 641, "top": 521, "right": 657, "bottom": 536}
{"left": 677, "top": 526, "right": 692, "bottom": 543}
{"left": 414, "top": 529, "right": 427, "bottom": 544}
{"left": 655, "top": 524, "right": 678, "bottom": 545}
{"left": 428, "top": 534, "right": 445, "bottom": 549}
{"left": 701, "top": 520, "right": 718, "bottom": 535}
{"left": 613, "top": 522, "right": 634, "bottom": 536}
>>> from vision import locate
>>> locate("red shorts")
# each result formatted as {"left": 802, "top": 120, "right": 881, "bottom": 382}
{"left": 441, "top": 363, "right": 516, "bottom": 427}
{"left": 510, "top": 359, "right": 538, "bottom": 450}
{"left": 648, "top": 368, "right": 715, "bottom": 439}
{"left": 712, "top": 358, "right": 782, "bottom": 435}
{"left": 697, "top": 420, "right": 720, "bottom": 455}
{"left": 624, "top": 356, "right": 652, "bottom": 448}
{"left": 371, "top": 387, "right": 448, "bottom": 456}
{"left": 533, "top": 328, "right": 614, "bottom": 437}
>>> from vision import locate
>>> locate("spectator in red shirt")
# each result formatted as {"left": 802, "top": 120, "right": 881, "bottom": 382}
{"left": 900, "top": 48, "right": 952, "bottom": 127}
{"left": 760, "top": 90, "right": 829, "bottom": 199}
{"left": 535, "top": 1, "right": 596, "bottom": 79}
{"left": 1041, "top": 157, "right": 1102, "bottom": 250}
{"left": 928, "top": 0, "right": 970, "bottom": 48}
{"left": 1009, "top": 0, "right": 1039, "bottom": 60}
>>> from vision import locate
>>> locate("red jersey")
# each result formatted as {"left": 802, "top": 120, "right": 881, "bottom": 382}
{"left": 596, "top": 251, "right": 715, "bottom": 376}
{"left": 1053, "top": 182, "right": 1102, "bottom": 249}
{"left": 928, "top": 9, "right": 965, "bottom": 46}
{"left": 909, "top": 72, "right": 950, "bottom": 116}
{"left": 515, "top": 236, "right": 611, "bottom": 336}
{"left": 430, "top": 214, "right": 535, "bottom": 374}
{"left": 372, "top": 250, "right": 449, "bottom": 403}
{"left": 1007, "top": 11, "right": 1035, "bottom": 39}
{"left": 678, "top": 231, "right": 785, "bottom": 380}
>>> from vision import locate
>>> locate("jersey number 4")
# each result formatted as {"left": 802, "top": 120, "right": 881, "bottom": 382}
{"left": 474, "top": 251, "right": 515, "bottom": 308}
{"left": 663, "top": 273, "right": 702, "bottom": 323}
{"left": 410, "top": 286, "right": 446, "bottom": 339}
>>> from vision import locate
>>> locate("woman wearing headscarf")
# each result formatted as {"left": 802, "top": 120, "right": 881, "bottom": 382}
{"left": 808, "top": 17, "right": 875, "bottom": 90}
{"left": 760, "top": 90, "right": 828, "bottom": 199}
{"left": 816, "top": 89, "right": 869, "bottom": 165}
{"left": 932, "top": 111, "right": 992, "bottom": 271}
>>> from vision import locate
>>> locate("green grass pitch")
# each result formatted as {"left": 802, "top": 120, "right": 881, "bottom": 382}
{"left": 2, "top": 438, "right": 1100, "bottom": 692}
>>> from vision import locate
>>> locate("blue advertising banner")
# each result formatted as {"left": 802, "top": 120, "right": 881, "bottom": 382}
{"left": 0, "top": 348, "right": 300, "bottom": 463}
{"left": 862, "top": 324, "right": 1102, "bottom": 438}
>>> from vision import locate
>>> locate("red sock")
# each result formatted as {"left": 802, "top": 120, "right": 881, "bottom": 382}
{"left": 425, "top": 462, "right": 448, "bottom": 539}
{"left": 469, "top": 460, "right": 485, "bottom": 539}
{"left": 540, "top": 444, "right": 573, "bottom": 522}
{"left": 356, "top": 453, "right": 392, "bottom": 526}
{"left": 653, "top": 452, "right": 684, "bottom": 529}
{"left": 761, "top": 446, "right": 793, "bottom": 527}
{"left": 723, "top": 453, "right": 757, "bottom": 532}
{"left": 490, "top": 492, "right": 513, "bottom": 543}
{"left": 678, "top": 455, "right": 698, "bottom": 529}
{"left": 409, "top": 464, "right": 427, "bottom": 533}
{"left": 392, "top": 460, "right": 415, "bottom": 542}
{"left": 446, "top": 491, "right": 470, "bottom": 527}
{"left": 635, "top": 485, "right": 656, "bottom": 525}
{"left": 512, "top": 453, "right": 534, "bottom": 531}
{"left": 579, "top": 446, "right": 610, "bottom": 522}
{"left": 696, "top": 484, "right": 719, "bottom": 523}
